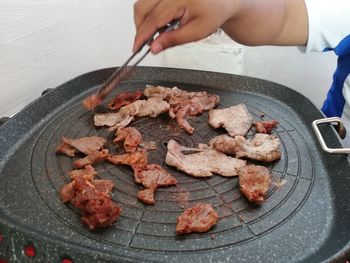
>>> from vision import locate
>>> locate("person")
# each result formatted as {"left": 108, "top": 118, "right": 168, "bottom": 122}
{"left": 132, "top": 0, "right": 350, "bottom": 146}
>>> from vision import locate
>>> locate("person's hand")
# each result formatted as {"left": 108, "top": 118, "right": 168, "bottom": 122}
{"left": 132, "top": 0, "right": 308, "bottom": 54}
{"left": 132, "top": 0, "right": 238, "bottom": 54}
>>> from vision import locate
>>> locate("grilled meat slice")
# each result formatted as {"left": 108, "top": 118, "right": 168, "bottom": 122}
{"left": 114, "top": 127, "right": 142, "bottom": 153}
{"left": 108, "top": 90, "right": 142, "bottom": 110}
{"left": 238, "top": 165, "right": 272, "bottom": 203}
{"left": 254, "top": 120, "right": 279, "bottom": 134}
{"left": 73, "top": 149, "right": 109, "bottom": 168}
{"left": 165, "top": 139, "right": 246, "bottom": 177}
{"left": 235, "top": 133, "right": 281, "bottom": 162}
{"left": 60, "top": 136, "right": 106, "bottom": 155}
{"left": 176, "top": 203, "right": 218, "bottom": 235}
{"left": 209, "top": 103, "right": 253, "bottom": 137}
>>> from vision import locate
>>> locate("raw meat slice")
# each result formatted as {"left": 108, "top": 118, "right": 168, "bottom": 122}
{"left": 114, "top": 127, "right": 142, "bottom": 153}
{"left": 254, "top": 120, "right": 279, "bottom": 134}
{"left": 209, "top": 103, "right": 253, "bottom": 137}
{"left": 165, "top": 139, "right": 246, "bottom": 177}
{"left": 94, "top": 112, "right": 126, "bottom": 127}
{"left": 235, "top": 134, "right": 281, "bottom": 162}
{"left": 108, "top": 90, "right": 142, "bottom": 110}
{"left": 238, "top": 165, "right": 272, "bottom": 203}
{"left": 73, "top": 149, "right": 109, "bottom": 168}
{"left": 108, "top": 116, "right": 134, "bottom": 131}
{"left": 62, "top": 136, "right": 106, "bottom": 155}
{"left": 176, "top": 203, "right": 218, "bottom": 235}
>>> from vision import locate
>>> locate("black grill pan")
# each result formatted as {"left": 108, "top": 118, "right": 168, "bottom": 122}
{"left": 0, "top": 67, "right": 349, "bottom": 263}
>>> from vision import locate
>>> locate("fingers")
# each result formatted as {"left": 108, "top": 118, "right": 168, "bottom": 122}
{"left": 133, "top": 0, "right": 161, "bottom": 29}
{"left": 133, "top": 0, "right": 186, "bottom": 52}
{"left": 150, "top": 18, "right": 216, "bottom": 54}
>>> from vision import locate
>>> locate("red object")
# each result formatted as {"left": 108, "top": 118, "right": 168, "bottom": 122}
{"left": 24, "top": 244, "right": 36, "bottom": 257}
{"left": 108, "top": 90, "right": 142, "bottom": 110}
{"left": 0, "top": 258, "right": 8, "bottom": 263}
{"left": 62, "top": 258, "right": 73, "bottom": 263}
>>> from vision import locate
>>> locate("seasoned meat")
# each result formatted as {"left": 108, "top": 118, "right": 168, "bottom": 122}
{"left": 56, "top": 141, "right": 76, "bottom": 157}
{"left": 82, "top": 93, "right": 103, "bottom": 111}
{"left": 61, "top": 136, "right": 106, "bottom": 155}
{"left": 145, "top": 85, "right": 220, "bottom": 134}
{"left": 254, "top": 120, "right": 279, "bottom": 134}
{"left": 94, "top": 98, "right": 170, "bottom": 128}
{"left": 134, "top": 164, "right": 177, "bottom": 187}
{"left": 108, "top": 150, "right": 148, "bottom": 167}
{"left": 238, "top": 165, "right": 272, "bottom": 203}
{"left": 69, "top": 165, "right": 96, "bottom": 180}
{"left": 73, "top": 149, "right": 109, "bottom": 168}
{"left": 165, "top": 139, "right": 246, "bottom": 177}
{"left": 114, "top": 127, "right": 142, "bottom": 153}
{"left": 209, "top": 134, "right": 241, "bottom": 155}
{"left": 94, "top": 112, "right": 127, "bottom": 127}
{"left": 137, "top": 187, "right": 156, "bottom": 205}
{"left": 143, "top": 85, "right": 174, "bottom": 99}
{"left": 60, "top": 169, "right": 121, "bottom": 230}
{"left": 209, "top": 103, "right": 253, "bottom": 137}
{"left": 235, "top": 133, "right": 281, "bottom": 162}
{"left": 176, "top": 203, "right": 218, "bottom": 235}
{"left": 60, "top": 182, "right": 75, "bottom": 203}
{"left": 92, "top": 179, "right": 115, "bottom": 195}
{"left": 108, "top": 90, "right": 142, "bottom": 110}
{"left": 169, "top": 101, "right": 203, "bottom": 134}
{"left": 108, "top": 116, "right": 134, "bottom": 131}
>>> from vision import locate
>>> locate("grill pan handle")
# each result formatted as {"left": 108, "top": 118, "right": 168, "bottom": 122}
{"left": 312, "top": 117, "right": 350, "bottom": 154}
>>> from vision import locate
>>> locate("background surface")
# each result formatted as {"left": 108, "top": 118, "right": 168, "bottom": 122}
{"left": 0, "top": 0, "right": 336, "bottom": 117}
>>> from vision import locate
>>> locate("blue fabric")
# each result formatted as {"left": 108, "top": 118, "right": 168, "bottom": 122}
{"left": 321, "top": 35, "right": 350, "bottom": 117}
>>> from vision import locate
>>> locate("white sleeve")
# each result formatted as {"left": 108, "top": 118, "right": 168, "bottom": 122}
{"left": 303, "top": 0, "right": 350, "bottom": 52}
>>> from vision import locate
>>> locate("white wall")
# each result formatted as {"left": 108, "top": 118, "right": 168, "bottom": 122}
{"left": 0, "top": 0, "right": 337, "bottom": 117}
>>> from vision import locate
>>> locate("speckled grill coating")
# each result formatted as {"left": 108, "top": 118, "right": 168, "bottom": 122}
{"left": 0, "top": 67, "right": 349, "bottom": 263}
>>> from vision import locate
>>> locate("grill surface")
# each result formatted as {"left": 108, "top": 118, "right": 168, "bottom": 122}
{"left": 0, "top": 67, "right": 349, "bottom": 263}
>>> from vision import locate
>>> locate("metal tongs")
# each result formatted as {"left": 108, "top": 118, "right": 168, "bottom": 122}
{"left": 95, "top": 19, "right": 180, "bottom": 105}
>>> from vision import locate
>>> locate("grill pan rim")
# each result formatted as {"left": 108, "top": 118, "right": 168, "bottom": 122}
{"left": 0, "top": 66, "right": 349, "bottom": 263}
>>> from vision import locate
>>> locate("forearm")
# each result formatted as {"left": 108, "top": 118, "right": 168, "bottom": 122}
{"left": 221, "top": 0, "right": 308, "bottom": 46}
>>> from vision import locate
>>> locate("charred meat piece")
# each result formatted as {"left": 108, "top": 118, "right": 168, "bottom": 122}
{"left": 56, "top": 141, "right": 76, "bottom": 157}
{"left": 176, "top": 203, "right": 218, "bottom": 235}
{"left": 108, "top": 90, "right": 142, "bottom": 110}
{"left": 238, "top": 165, "right": 272, "bottom": 203}
{"left": 254, "top": 120, "right": 279, "bottom": 134}
{"left": 235, "top": 134, "right": 281, "bottom": 162}
{"left": 59, "top": 136, "right": 106, "bottom": 155}
{"left": 60, "top": 170, "right": 120, "bottom": 230}
{"left": 165, "top": 139, "right": 246, "bottom": 177}
{"left": 209, "top": 103, "right": 253, "bottom": 137}
{"left": 114, "top": 127, "right": 142, "bottom": 153}
{"left": 73, "top": 149, "right": 109, "bottom": 168}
